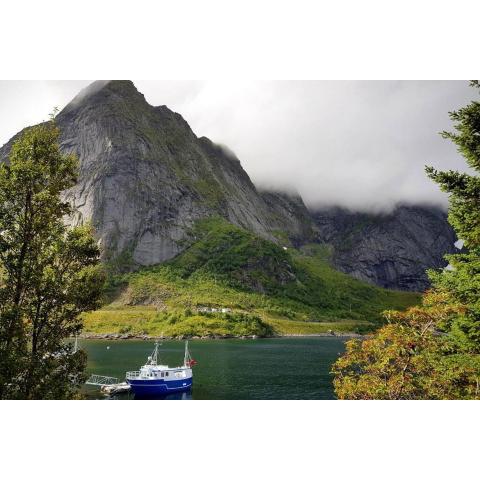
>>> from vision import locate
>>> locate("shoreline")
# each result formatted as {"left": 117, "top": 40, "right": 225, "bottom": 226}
{"left": 79, "top": 332, "right": 366, "bottom": 341}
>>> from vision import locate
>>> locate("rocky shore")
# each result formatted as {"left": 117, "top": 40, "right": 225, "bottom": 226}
{"left": 79, "top": 332, "right": 365, "bottom": 341}
{"left": 80, "top": 333, "right": 263, "bottom": 341}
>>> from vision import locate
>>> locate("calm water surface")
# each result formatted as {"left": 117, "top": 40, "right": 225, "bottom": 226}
{"left": 82, "top": 337, "right": 346, "bottom": 400}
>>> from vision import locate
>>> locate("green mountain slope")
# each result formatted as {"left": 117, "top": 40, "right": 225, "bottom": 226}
{"left": 84, "top": 218, "right": 420, "bottom": 337}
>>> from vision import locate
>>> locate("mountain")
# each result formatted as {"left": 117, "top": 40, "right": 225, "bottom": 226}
{"left": 311, "top": 205, "right": 456, "bottom": 291}
{"left": 0, "top": 80, "right": 315, "bottom": 269}
{"left": 0, "top": 80, "right": 456, "bottom": 293}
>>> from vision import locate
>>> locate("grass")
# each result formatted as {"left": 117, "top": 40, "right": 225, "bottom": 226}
{"left": 85, "top": 217, "right": 421, "bottom": 337}
{"left": 84, "top": 308, "right": 273, "bottom": 337}
{"left": 265, "top": 317, "right": 372, "bottom": 335}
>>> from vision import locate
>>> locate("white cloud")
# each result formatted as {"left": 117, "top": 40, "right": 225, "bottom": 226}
{"left": 0, "top": 80, "right": 475, "bottom": 212}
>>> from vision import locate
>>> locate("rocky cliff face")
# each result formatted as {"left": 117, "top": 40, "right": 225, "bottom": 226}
{"left": 0, "top": 80, "right": 457, "bottom": 291}
{"left": 0, "top": 80, "right": 315, "bottom": 268}
{"left": 311, "top": 205, "right": 457, "bottom": 291}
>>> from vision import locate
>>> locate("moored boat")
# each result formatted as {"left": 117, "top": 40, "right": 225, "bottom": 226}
{"left": 126, "top": 341, "right": 196, "bottom": 396}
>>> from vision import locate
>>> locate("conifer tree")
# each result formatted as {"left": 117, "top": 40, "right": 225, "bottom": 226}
{"left": 426, "top": 81, "right": 480, "bottom": 353}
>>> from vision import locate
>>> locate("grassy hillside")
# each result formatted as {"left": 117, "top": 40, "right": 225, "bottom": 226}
{"left": 84, "top": 218, "right": 420, "bottom": 337}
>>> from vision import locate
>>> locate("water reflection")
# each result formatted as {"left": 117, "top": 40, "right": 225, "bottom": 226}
{"left": 105, "top": 391, "right": 192, "bottom": 400}
{"left": 134, "top": 391, "right": 192, "bottom": 400}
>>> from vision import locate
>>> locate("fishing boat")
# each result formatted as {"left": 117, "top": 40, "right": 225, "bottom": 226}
{"left": 126, "top": 341, "right": 196, "bottom": 396}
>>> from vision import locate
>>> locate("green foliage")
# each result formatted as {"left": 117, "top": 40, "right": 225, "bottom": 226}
{"left": 192, "top": 178, "right": 225, "bottom": 208}
{"left": 84, "top": 217, "right": 418, "bottom": 337}
{"left": 0, "top": 121, "right": 105, "bottom": 399}
{"left": 428, "top": 253, "right": 480, "bottom": 351}
{"left": 84, "top": 307, "right": 272, "bottom": 337}
{"left": 288, "top": 244, "right": 418, "bottom": 322}
{"left": 223, "top": 312, "right": 273, "bottom": 336}
{"left": 169, "top": 218, "right": 418, "bottom": 322}
{"left": 105, "top": 245, "right": 135, "bottom": 275}
{"left": 171, "top": 217, "right": 293, "bottom": 293}
{"left": 332, "top": 292, "right": 479, "bottom": 399}
{"left": 426, "top": 80, "right": 480, "bottom": 254}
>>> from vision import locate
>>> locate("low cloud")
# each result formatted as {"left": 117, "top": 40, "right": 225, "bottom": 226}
{"left": 0, "top": 80, "right": 476, "bottom": 212}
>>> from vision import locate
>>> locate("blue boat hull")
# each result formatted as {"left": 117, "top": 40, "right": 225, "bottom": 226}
{"left": 127, "top": 377, "right": 193, "bottom": 396}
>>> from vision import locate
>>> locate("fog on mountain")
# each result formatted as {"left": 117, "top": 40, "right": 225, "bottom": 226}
{"left": 0, "top": 81, "right": 459, "bottom": 291}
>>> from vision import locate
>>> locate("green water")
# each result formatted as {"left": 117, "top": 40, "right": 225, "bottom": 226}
{"left": 82, "top": 337, "right": 347, "bottom": 400}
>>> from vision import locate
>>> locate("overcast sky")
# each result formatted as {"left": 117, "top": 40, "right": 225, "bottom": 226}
{"left": 0, "top": 80, "right": 475, "bottom": 212}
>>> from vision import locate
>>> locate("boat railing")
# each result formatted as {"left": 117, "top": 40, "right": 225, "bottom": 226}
{"left": 126, "top": 371, "right": 141, "bottom": 379}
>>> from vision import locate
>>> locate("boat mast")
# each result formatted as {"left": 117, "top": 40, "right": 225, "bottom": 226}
{"left": 149, "top": 342, "right": 159, "bottom": 365}
{"left": 184, "top": 340, "right": 189, "bottom": 367}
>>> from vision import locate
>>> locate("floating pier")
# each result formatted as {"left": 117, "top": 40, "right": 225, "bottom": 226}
{"left": 86, "top": 375, "right": 131, "bottom": 396}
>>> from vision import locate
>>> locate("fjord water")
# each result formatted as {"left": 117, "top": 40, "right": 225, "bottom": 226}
{"left": 82, "top": 337, "right": 346, "bottom": 400}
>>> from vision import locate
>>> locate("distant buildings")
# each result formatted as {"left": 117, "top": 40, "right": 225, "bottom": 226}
{"left": 197, "top": 306, "right": 232, "bottom": 314}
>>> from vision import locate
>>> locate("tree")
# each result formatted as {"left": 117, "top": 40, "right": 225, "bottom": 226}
{"left": 426, "top": 80, "right": 480, "bottom": 353}
{"left": 332, "top": 291, "right": 479, "bottom": 399}
{"left": 332, "top": 82, "right": 480, "bottom": 399}
{"left": 0, "top": 119, "right": 104, "bottom": 399}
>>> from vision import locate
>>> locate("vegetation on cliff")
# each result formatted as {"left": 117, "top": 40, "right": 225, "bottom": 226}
{"left": 84, "top": 218, "right": 419, "bottom": 337}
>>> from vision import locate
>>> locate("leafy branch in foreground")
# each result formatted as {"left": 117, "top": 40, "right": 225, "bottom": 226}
{"left": 0, "top": 120, "right": 105, "bottom": 399}
{"left": 332, "top": 291, "right": 479, "bottom": 399}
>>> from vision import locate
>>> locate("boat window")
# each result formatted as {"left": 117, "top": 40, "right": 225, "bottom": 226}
{"left": 161, "top": 372, "right": 164, "bottom": 378}
{"left": 165, "top": 372, "right": 169, "bottom": 377}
